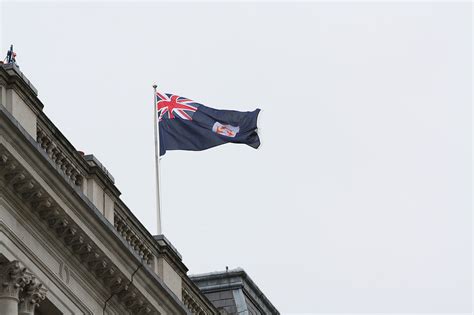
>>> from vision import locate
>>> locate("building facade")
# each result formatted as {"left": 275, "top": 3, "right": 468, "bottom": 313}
{"left": 0, "top": 63, "right": 218, "bottom": 314}
{"left": 0, "top": 62, "right": 279, "bottom": 315}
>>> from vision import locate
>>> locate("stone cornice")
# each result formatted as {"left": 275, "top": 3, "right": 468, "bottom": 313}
{"left": 0, "top": 106, "right": 189, "bottom": 314}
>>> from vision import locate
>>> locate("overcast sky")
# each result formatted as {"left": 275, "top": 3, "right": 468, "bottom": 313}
{"left": 1, "top": 1, "right": 472, "bottom": 314}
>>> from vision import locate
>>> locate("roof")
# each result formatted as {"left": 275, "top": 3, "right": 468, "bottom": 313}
{"left": 190, "top": 268, "right": 279, "bottom": 314}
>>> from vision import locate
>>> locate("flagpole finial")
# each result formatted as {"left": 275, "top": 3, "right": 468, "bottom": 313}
{"left": 153, "top": 84, "right": 157, "bottom": 89}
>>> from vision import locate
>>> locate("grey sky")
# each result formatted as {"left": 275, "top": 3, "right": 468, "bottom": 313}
{"left": 1, "top": 1, "right": 472, "bottom": 314}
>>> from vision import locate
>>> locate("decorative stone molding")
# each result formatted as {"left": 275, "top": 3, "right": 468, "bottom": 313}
{"left": 36, "top": 125, "right": 83, "bottom": 186}
{"left": 182, "top": 284, "right": 207, "bottom": 315}
{"left": 18, "top": 276, "right": 47, "bottom": 315}
{"left": 0, "top": 261, "right": 31, "bottom": 300}
{"left": 114, "top": 213, "right": 154, "bottom": 265}
{"left": 0, "top": 147, "right": 158, "bottom": 314}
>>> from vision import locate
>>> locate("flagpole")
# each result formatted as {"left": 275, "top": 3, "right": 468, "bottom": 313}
{"left": 153, "top": 85, "right": 162, "bottom": 235}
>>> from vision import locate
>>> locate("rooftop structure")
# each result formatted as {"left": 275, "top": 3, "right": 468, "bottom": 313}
{"left": 191, "top": 268, "right": 279, "bottom": 315}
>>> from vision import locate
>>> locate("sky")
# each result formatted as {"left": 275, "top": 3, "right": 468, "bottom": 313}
{"left": 1, "top": 1, "right": 472, "bottom": 314}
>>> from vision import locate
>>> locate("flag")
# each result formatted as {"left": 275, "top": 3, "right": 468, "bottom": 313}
{"left": 156, "top": 92, "right": 260, "bottom": 155}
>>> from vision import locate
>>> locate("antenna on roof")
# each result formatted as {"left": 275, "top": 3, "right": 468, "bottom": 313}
{"left": 4, "top": 45, "right": 17, "bottom": 65}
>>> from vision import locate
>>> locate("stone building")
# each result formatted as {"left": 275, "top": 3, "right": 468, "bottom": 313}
{"left": 0, "top": 62, "right": 218, "bottom": 314}
{"left": 0, "top": 62, "right": 279, "bottom": 315}
{"left": 191, "top": 268, "right": 279, "bottom": 315}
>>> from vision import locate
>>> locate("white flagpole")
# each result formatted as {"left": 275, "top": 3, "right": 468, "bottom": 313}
{"left": 153, "top": 85, "right": 162, "bottom": 235}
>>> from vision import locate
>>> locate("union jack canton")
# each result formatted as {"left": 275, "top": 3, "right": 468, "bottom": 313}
{"left": 156, "top": 92, "right": 199, "bottom": 121}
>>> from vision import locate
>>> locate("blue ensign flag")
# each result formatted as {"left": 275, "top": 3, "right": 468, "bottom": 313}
{"left": 156, "top": 92, "right": 260, "bottom": 156}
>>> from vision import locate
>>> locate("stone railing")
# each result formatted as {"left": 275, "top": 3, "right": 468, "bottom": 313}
{"left": 182, "top": 281, "right": 213, "bottom": 315}
{"left": 36, "top": 124, "right": 84, "bottom": 186}
{"left": 114, "top": 212, "right": 154, "bottom": 265}
{"left": 37, "top": 120, "right": 155, "bottom": 267}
